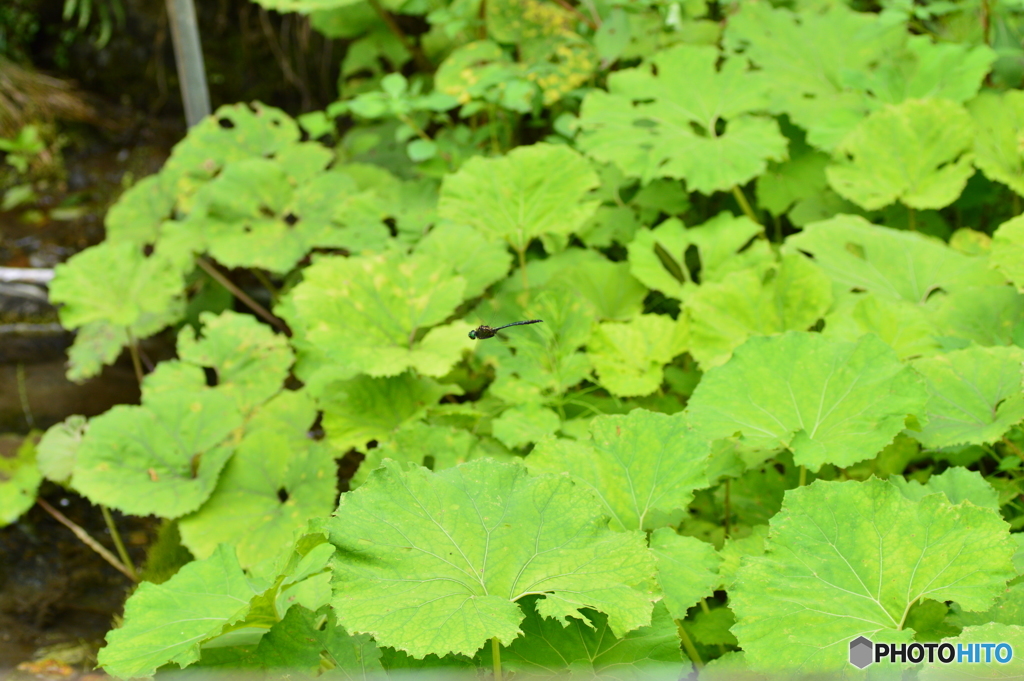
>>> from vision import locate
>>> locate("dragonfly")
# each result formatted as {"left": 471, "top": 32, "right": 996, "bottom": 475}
{"left": 469, "top": 319, "right": 543, "bottom": 340}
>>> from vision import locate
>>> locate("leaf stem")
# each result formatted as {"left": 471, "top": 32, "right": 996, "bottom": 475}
{"left": 250, "top": 268, "right": 279, "bottom": 303}
{"left": 196, "top": 258, "right": 290, "bottom": 334}
{"left": 37, "top": 498, "right": 137, "bottom": 582}
{"left": 677, "top": 620, "right": 703, "bottom": 668}
{"left": 723, "top": 478, "right": 731, "bottom": 538}
{"left": 491, "top": 636, "right": 502, "bottom": 680}
{"left": 517, "top": 247, "right": 529, "bottom": 292}
{"left": 731, "top": 185, "right": 760, "bottom": 225}
{"left": 552, "top": 0, "right": 597, "bottom": 29}
{"left": 799, "top": 465, "right": 807, "bottom": 487}
{"left": 1003, "top": 436, "right": 1024, "bottom": 462}
{"left": 125, "top": 328, "right": 144, "bottom": 387}
{"left": 366, "top": 0, "right": 432, "bottom": 72}
{"left": 907, "top": 206, "right": 916, "bottom": 232}
{"left": 100, "top": 504, "right": 138, "bottom": 581}
{"left": 16, "top": 363, "right": 33, "bottom": 428}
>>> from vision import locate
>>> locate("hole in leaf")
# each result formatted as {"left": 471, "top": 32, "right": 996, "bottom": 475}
{"left": 810, "top": 318, "right": 825, "bottom": 332}
{"left": 845, "top": 242, "right": 866, "bottom": 259}
{"left": 259, "top": 205, "right": 275, "bottom": 218}
{"left": 684, "top": 244, "right": 702, "bottom": 284}
{"left": 632, "top": 118, "right": 657, "bottom": 129}
{"left": 423, "top": 455, "right": 436, "bottom": 470}
{"left": 203, "top": 367, "right": 219, "bottom": 387}
{"left": 284, "top": 212, "right": 299, "bottom": 226}
{"left": 142, "top": 244, "right": 155, "bottom": 257}
{"left": 924, "top": 286, "right": 946, "bottom": 302}
{"left": 797, "top": 249, "right": 815, "bottom": 260}
{"left": 366, "top": 440, "right": 379, "bottom": 449}
{"left": 850, "top": 287, "right": 866, "bottom": 293}
{"left": 650, "top": 63, "right": 659, "bottom": 76}
{"left": 654, "top": 242, "right": 686, "bottom": 284}
{"left": 217, "top": 117, "right": 235, "bottom": 129}
{"left": 736, "top": 235, "right": 759, "bottom": 254}
{"left": 277, "top": 488, "right": 289, "bottom": 503}
{"left": 994, "top": 397, "right": 1007, "bottom": 413}
{"left": 383, "top": 217, "right": 398, "bottom": 238}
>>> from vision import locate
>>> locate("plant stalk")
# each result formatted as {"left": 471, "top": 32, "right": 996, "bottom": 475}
{"left": 250, "top": 268, "right": 279, "bottom": 303}
{"left": 125, "top": 328, "right": 145, "bottom": 386}
{"left": 16, "top": 363, "right": 33, "bottom": 428}
{"left": 723, "top": 478, "right": 731, "bottom": 538}
{"left": 37, "top": 498, "right": 137, "bottom": 582}
{"left": 731, "top": 185, "right": 760, "bottom": 225}
{"left": 491, "top": 636, "right": 502, "bottom": 680}
{"left": 196, "top": 258, "right": 289, "bottom": 334}
{"left": 100, "top": 504, "right": 138, "bottom": 581}
{"left": 366, "top": 0, "right": 432, "bottom": 72}
{"left": 799, "top": 465, "right": 807, "bottom": 487}
{"left": 677, "top": 621, "right": 703, "bottom": 668}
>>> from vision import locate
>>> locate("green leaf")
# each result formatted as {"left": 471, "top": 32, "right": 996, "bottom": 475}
{"left": 49, "top": 241, "right": 185, "bottom": 332}
{"left": 933, "top": 286, "right": 1024, "bottom": 349}
{"left": 826, "top": 98, "right": 975, "bottom": 210}
{"left": 352, "top": 422, "right": 513, "bottom": 489}
{"left": 98, "top": 544, "right": 261, "bottom": 679}
{"left": 438, "top": 143, "right": 599, "bottom": 254}
{"left": 73, "top": 390, "right": 243, "bottom": 518}
{"left": 159, "top": 310, "right": 293, "bottom": 414}
{"left": 689, "top": 606, "right": 738, "bottom": 647}
{"left": 785, "top": 215, "right": 1003, "bottom": 303}
{"left": 65, "top": 321, "right": 130, "bottom": 383}
{"left": 104, "top": 174, "right": 175, "bottom": 245}
{"left": 551, "top": 258, "right": 648, "bottom": 322}
{"left": 867, "top": 36, "right": 995, "bottom": 106}
{"left": 756, "top": 147, "right": 830, "bottom": 216}
{"left": 279, "top": 250, "right": 472, "bottom": 383}
{"left": 649, "top": 529, "right": 721, "bottom": 620}
{"left": 178, "top": 391, "right": 335, "bottom": 568}
{"left": 627, "top": 213, "right": 772, "bottom": 301}
{"left": 718, "top": 525, "right": 768, "bottom": 590}
{"left": 318, "top": 373, "right": 456, "bottom": 452}
{"left": 730, "top": 479, "right": 1016, "bottom": 675}
{"left": 948, "top": 581, "right": 1024, "bottom": 628}
{"left": 588, "top": 313, "right": 688, "bottom": 397}
{"left": 36, "top": 415, "right": 87, "bottom": 485}
{"left": 686, "top": 254, "right": 833, "bottom": 369}
{"left": 992, "top": 215, "right": 1024, "bottom": 288}
{"left": 969, "top": 90, "right": 1024, "bottom": 196}
{"left": 327, "top": 458, "right": 657, "bottom": 658}
{"left": 822, "top": 292, "right": 942, "bottom": 360}
{"left": 687, "top": 332, "right": 928, "bottom": 470}
{"left": 528, "top": 409, "right": 711, "bottom": 532}
{"left": 890, "top": 467, "right": 999, "bottom": 511}
{"left": 434, "top": 40, "right": 532, "bottom": 111}
{"left": 253, "top": 604, "right": 384, "bottom": 678}
{"left": 491, "top": 403, "right": 562, "bottom": 449}
{"left": 576, "top": 44, "right": 788, "bottom": 194}
{"left": 500, "top": 597, "right": 687, "bottom": 678}
{"left": 0, "top": 434, "right": 41, "bottom": 526}
{"left": 723, "top": 2, "right": 904, "bottom": 151}
{"left": 911, "top": 346, "right": 1024, "bottom": 448}
{"left": 920, "top": 623, "right": 1024, "bottom": 679}
{"left": 414, "top": 222, "right": 513, "bottom": 299}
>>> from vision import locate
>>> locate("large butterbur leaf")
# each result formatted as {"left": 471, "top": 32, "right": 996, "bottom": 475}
{"left": 911, "top": 346, "right": 1024, "bottom": 449}
{"left": 499, "top": 597, "right": 687, "bottom": 679}
{"left": 437, "top": 143, "right": 599, "bottom": 254}
{"left": 528, "top": 409, "right": 711, "bottom": 531}
{"left": 327, "top": 458, "right": 656, "bottom": 658}
{"left": 587, "top": 313, "right": 688, "bottom": 397}
{"left": 686, "top": 332, "right": 928, "bottom": 470}
{"left": 785, "top": 215, "right": 1003, "bottom": 303}
{"left": 969, "top": 90, "right": 1024, "bottom": 197}
{"left": 730, "top": 479, "right": 1015, "bottom": 676}
{"left": 576, "top": 43, "right": 787, "bottom": 194}
{"left": 98, "top": 545, "right": 261, "bottom": 679}
{"left": 0, "top": 434, "right": 42, "bottom": 526}
{"left": 178, "top": 390, "right": 336, "bottom": 568}
{"left": 826, "top": 98, "right": 975, "bottom": 211}
{"left": 279, "top": 249, "right": 473, "bottom": 382}
{"left": 73, "top": 389, "right": 243, "bottom": 518}
{"left": 685, "top": 253, "right": 833, "bottom": 369}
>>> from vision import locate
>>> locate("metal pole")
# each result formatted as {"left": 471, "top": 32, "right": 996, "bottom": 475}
{"left": 165, "top": 0, "right": 211, "bottom": 127}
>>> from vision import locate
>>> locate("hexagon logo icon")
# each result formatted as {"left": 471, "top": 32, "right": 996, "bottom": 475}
{"left": 850, "top": 636, "right": 874, "bottom": 669}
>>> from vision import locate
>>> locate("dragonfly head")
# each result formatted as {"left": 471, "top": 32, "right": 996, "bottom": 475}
{"left": 468, "top": 329, "right": 478, "bottom": 340}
